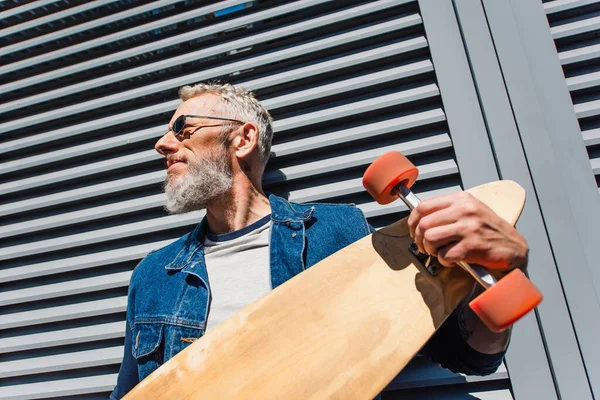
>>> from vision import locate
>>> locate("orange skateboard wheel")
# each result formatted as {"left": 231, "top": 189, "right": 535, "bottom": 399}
{"left": 469, "top": 269, "right": 543, "bottom": 332}
{"left": 363, "top": 152, "right": 419, "bottom": 204}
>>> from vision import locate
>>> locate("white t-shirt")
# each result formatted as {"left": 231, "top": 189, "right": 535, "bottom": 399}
{"left": 203, "top": 215, "right": 272, "bottom": 332}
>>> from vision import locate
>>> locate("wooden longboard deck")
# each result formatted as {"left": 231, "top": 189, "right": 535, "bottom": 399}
{"left": 124, "top": 181, "right": 526, "bottom": 400}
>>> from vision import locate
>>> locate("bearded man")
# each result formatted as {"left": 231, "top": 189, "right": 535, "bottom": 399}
{"left": 110, "top": 83, "right": 529, "bottom": 399}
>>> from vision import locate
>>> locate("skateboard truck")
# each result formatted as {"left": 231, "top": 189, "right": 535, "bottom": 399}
{"left": 408, "top": 242, "right": 443, "bottom": 276}
{"left": 395, "top": 184, "right": 497, "bottom": 289}
{"left": 363, "top": 151, "right": 543, "bottom": 332}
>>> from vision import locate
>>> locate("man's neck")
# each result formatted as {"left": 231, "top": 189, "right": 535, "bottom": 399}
{"left": 205, "top": 181, "right": 271, "bottom": 235}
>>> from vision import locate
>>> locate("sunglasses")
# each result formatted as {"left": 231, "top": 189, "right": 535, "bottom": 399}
{"left": 169, "top": 114, "right": 244, "bottom": 135}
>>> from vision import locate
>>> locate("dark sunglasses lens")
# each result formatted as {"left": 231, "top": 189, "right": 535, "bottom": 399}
{"left": 173, "top": 115, "right": 186, "bottom": 134}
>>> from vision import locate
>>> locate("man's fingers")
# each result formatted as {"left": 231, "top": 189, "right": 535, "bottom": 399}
{"left": 407, "top": 195, "right": 455, "bottom": 238}
{"left": 437, "top": 241, "right": 468, "bottom": 267}
{"left": 422, "top": 224, "right": 461, "bottom": 257}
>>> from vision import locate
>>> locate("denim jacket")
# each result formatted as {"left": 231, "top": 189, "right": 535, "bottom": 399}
{"left": 111, "top": 195, "right": 504, "bottom": 399}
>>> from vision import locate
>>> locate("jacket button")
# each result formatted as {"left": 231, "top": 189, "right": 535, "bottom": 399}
{"left": 291, "top": 233, "right": 297, "bottom": 238}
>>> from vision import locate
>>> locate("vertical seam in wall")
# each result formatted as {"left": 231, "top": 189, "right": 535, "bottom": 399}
{"left": 450, "top": 0, "right": 502, "bottom": 180}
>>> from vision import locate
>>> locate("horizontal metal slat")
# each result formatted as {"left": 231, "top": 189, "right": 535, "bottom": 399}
{"left": 551, "top": 14, "right": 600, "bottom": 39}
{"left": 0, "top": 194, "right": 165, "bottom": 239}
{"left": 0, "top": 239, "right": 175, "bottom": 283}
{"left": 0, "top": 212, "right": 204, "bottom": 262}
{"left": 265, "top": 134, "right": 452, "bottom": 185}
{"left": 0, "top": 171, "right": 164, "bottom": 218}
{"left": 1, "top": 297, "right": 127, "bottom": 330}
{"left": 1, "top": 373, "right": 118, "bottom": 400}
{"left": 0, "top": 0, "right": 245, "bottom": 70}
{"left": 544, "top": 0, "right": 600, "bottom": 15}
{"left": 0, "top": 0, "right": 333, "bottom": 102}
{"left": 559, "top": 42, "right": 600, "bottom": 64}
{"left": 389, "top": 357, "right": 508, "bottom": 390}
{"left": 289, "top": 159, "right": 458, "bottom": 203}
{"left": 0, "top": 321, "right": 125, "bottom": 354}
{"left": 0, "top": 150, "right": 161, "bottom": 196}
{"left": 0, "top": 0, "right": 55, "bottom": 20}
{"left": 0, "top": 100, "right": 177, "bottom": 155}
{"left": 261, "top": 60, "right": 434, "bottom": 110}
{"left": 592, "top": 156, "right": 600, "bottom": 174}
{"left": 0, "top": 0, "right": 115, "bottom": 39}
{"left": 574, "top": 99, "right": 600, "bottom": 118}
{"left": 272, "top": 109, "right": 445, "bottom": 158}
{"left": 244, "top": 34, "right": 427, "bottom": 95}
{"left": 273, "top": 84, "right": 440, "bottom": 132}
{"left": 0, "top": 271, "right": 132, "bottom": 306}
{"left": 0, "top": 125, "right": 162, "bottom": 175}
{"left": 566, "top": 70, "right": 600, "bottom": 91}
{"left": 583, "top": 128, "right": 600, "bottom": 145}
{"left": 0, "top": 3, "right": 419, "bottom": 130}
{"left": 0, "top": 346, "right": 123, "bottom": 378}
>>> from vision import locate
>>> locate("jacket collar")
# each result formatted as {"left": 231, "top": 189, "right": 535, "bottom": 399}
{"left": 164, "top": 218, "right": 207, "bottom": 273}
{"left": 164, "top": 194, "right": 314, "bottom": 272}
{"left": 268, "top": 194, "right": 314, "bottom": 222}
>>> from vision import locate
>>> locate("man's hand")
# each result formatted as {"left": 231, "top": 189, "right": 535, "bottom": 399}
{"left": 407, "top": 191, "right": 530, "bottom": 354}
{"left": 407, "top": 191, "right": 528, "bottom": 271}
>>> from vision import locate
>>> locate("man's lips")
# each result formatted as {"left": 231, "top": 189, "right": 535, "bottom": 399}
{"left": 166, "top": 159, "right": 187, "bottom": 173}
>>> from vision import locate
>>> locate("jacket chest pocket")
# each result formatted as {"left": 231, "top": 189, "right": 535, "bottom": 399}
{"left": 132, "top": 321, "right": 204, "bottom": 381}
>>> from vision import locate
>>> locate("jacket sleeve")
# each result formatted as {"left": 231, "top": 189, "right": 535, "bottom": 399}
{"left": 110, "top": 319, "right": 139, "bottom": 399}
{"left": 419, "top": 307, "right": 505, "bottom": 375}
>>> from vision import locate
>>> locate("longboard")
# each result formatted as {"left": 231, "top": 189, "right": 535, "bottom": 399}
{"left": 124, "top": 179, "right": 529, "bottom": 399}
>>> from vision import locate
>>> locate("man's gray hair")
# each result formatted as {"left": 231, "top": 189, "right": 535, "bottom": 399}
{"left": 178, "top": 83, "right": 274, "bottom": 165}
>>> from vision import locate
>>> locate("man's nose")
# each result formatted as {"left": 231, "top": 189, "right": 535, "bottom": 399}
{"left": 155, "top": 131, "right": 179, "bottom": 155}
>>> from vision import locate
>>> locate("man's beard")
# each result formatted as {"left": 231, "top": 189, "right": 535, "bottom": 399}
{"left": 163, "top": 153, "right": 233, "bottom": 214}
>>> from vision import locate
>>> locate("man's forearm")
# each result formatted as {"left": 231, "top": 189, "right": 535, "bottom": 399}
{"left": 458, "top": 284, "right": 511, "bottom": 354}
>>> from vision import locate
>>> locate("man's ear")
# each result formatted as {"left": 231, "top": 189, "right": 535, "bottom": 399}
{"left": 234, "top": 122, "right": 259, "bottom": 159}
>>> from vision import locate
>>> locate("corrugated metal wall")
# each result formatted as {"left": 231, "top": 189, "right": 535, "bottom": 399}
{"left": 1, "top": 1, "right": 511, "bottom": 398}
{"left": 545, "top": 0, "right": 600, "bottom": 191}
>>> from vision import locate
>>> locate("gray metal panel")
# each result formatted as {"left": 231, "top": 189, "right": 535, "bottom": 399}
{"left": 482, "top": 0, "right": 600, "bottom": 397}
{"left": 0, "top": 0, "right": 504, "bottom": 397}
{"left": 418, "top": 0, "right": 498, "bottom": 188}
{"left": 453, "top": 1, "right": 585, "bottom": 398}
